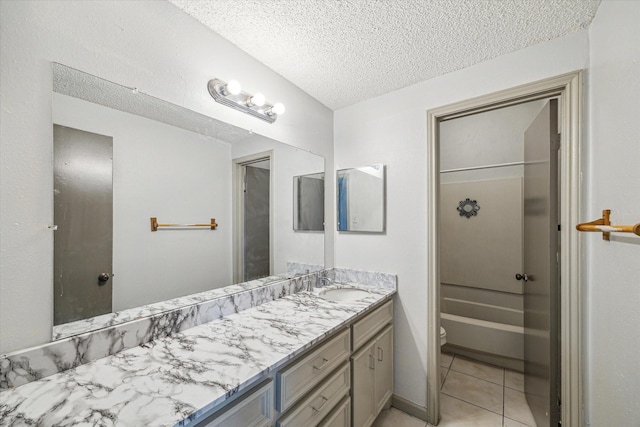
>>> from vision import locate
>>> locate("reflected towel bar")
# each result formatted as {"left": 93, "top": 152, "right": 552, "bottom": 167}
{"left": 150, "top": 217, "right": 218, "bottom": 231}
{"left": 575, "top": 209, "right": 640, "bottom": 241}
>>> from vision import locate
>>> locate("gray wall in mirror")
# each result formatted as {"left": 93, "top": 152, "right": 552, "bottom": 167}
{"left": 293, "top": 173, "right": 325, "bottom": 231}
{"left": 337, "top": 164, "right": 385, "bottom": 232}
{"left": 45, "top": 64, "right": 325, "bottom": 339}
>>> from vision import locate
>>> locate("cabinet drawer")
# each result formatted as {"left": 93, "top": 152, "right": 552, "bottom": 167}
{"left": 319, "top": 396, "right": 351, "bottom": 427}
{"left": 277, "top": 328, "right": 350, "bottom": 412}
{"left": 276, "top": 362, "right": 350, "bottom": 427}
{"left": 352, "top": 300, "right": 393, "bottom": 350}
{"left": 197, "top": 380, "right": 273, "bottom": 427}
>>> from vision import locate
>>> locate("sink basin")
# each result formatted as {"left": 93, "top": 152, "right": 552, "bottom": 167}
{"left": 319, "top": 288, "right": 370, "bottom": 302}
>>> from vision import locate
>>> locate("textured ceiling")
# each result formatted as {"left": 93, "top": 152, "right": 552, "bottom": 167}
{"left": 169, "top": 0, "right": 600, "bottom": 110}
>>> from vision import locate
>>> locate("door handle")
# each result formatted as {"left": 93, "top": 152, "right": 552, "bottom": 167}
{"left": 98, "top": 273, "right": 110, "bottom": 284}
{"left": 515, "top": 273, "right": 529, "bottom": 282}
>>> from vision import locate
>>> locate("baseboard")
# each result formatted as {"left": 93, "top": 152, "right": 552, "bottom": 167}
{"left": 391, "top": 394, "right": 428, "bottom": 422}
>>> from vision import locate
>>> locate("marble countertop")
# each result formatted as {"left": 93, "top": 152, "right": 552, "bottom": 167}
{"left": 0, "top": 284, "right": 394, "bottom": 427}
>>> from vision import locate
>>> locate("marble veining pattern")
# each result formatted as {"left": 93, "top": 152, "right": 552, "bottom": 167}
{"left": 286, "top": 262, "right": 324, "bottom": 276}
{"left": 52, "top": 274, "right": 291, "bottom": 340}
{"left": 334, "top": 267, "right": 397, "bottom": 289}
{"left": 0, "top": 284, "right": 394, "bottom": 426}
{"left": 0, "top": 274, "right": 311, "bottom": 391}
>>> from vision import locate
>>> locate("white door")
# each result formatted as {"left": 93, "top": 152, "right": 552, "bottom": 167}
{"left": 523, "top": 99, "right": 560, "bottom": 426}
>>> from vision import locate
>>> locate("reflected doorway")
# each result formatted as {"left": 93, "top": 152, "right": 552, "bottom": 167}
{"left": 233, "top": 153, "right": 273, "bottom": 283}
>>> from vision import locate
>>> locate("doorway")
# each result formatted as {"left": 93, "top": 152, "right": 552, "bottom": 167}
{"left": 233, "top": 152, "right": 273, "bottom": 283}
{"left": 426, "top": 72, "right": 583, "bottom": 426}
{"left": 438, "top": 99, "right": 560, "bottom": 425}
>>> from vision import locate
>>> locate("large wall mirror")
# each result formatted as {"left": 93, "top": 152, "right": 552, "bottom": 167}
{"left": 337, "top": 164, "right": 386, "bottom": 232}
{"left": 49, "top": 63, "right": 324, "bottom": 339}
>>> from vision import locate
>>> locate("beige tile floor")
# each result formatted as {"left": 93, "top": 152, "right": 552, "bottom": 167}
{"left": 372, "top": 352, "right": 537, "bottom": 427}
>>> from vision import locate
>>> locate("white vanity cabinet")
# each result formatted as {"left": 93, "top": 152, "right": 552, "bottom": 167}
{"left": 373, "top": 325, "right": 393, "bottom": 412}
{"left": 193, "top": 297, "right": 394, "bottom": 427}
{"left": 277, "top": 328, "right": 351, "bottom": 413}
{"left": 276, "top": 362, "right": 350, "bottom": 426}
{"left": 318, "top": 396, "right": 351, "bottom": 427}
{"left": 276, "top": 328, "right": 351, "bottom": 426}
{"left": 351, "top": 301, "right": 394, "bottom": 427}
{"left": 196, "top": 379, "right": 274, "bottom": 427}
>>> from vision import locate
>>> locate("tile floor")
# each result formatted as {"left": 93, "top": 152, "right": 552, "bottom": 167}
{"left": 372, "top": 352, "right": 537, "bottom": 427}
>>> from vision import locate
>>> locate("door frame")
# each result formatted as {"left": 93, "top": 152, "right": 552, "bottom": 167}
{"left": 232, "top": 151, "right": 274, "bottom": 283}
{"left": 426, "top": 71, "right": 583, "bottom": 425}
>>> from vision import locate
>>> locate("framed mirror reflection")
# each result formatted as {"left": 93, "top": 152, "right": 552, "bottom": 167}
{"left": 337, "top": 164, "right": 385, "bottom": 233}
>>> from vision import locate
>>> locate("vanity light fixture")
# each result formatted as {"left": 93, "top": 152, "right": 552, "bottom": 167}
{"left": 208, "top": 78, "right": 284, "bottom": 124}
{"left": 220, "top": 79, "right": 241, "bottom": 96}
{"left": 246, "top": 92, "right": 265, "bottom": 107}
{"left": 266, "top": 102, "right": 285, "bottom": 116}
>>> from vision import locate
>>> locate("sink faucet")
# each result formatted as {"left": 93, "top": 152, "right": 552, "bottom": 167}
{"left": 301, "top": 270, "right": 315, "bottom": 291}
{"left": 306, "top": 276, "right": 314, "bottom": 291}
{"left": 316, "top": 276, "right": 333, "bottom": 288}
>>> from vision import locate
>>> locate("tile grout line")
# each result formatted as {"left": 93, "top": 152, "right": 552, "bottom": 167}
{"left": 444, "top": 354, "right": 525, "bottom": 425}
{"left": 447, "top": 355, "right": 507, "bottom": 386}
{"left": 441, "top": 352, "right": 453, "bottom": 390}
{"left": 502, "top": 369, "right": 507, "bottom": 427}
{"left": 447, "top": 367, "right": 505, "bottom": 389}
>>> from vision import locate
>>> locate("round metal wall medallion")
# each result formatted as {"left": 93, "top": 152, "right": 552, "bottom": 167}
{"left": 457, "top": 198, "right": 480, "bottom": 218}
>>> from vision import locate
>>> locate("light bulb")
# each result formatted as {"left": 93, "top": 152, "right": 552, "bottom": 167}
{"left": 224, "top": 79, "right": 241, "bottom": 95}
{"left": 248, "top": 93, "right": 265, "bottom": 107}
{"left": 271, "top": 102, "right": 285, "bottom": 115}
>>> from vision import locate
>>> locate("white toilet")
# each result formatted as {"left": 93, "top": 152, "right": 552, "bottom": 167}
{"left": 440, "top": 326, "right": 447, "bottom": 346}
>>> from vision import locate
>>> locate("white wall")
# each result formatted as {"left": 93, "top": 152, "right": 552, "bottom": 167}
{"left": 0, "top": 1, "right": 333, "bottom": 354}
{"left": 440, "top": 100, "right": 545, "bottom": 184}
{"left": 586, "top": 1, "right": 640, "bottom": 425}
{"left": 334, "top": 31, "right": 589, "bottom": 408}
{"left": 53, "top": 94, "right": 233, "bottom": 312}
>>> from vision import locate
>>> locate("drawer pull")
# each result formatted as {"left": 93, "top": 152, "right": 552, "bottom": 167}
{"left": 378, "top": 347, "right": 383, "bottom": 361}
{"left": 312, "top": 357, "right": 330, "bottom": 371}
{"left": 311, "top": 395, "right": 329, "bottom": 414}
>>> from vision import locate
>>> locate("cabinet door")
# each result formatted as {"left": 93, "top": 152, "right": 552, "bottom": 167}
{"left": 374, "top": 325, "right": 393, "bottom": 413}
{"left": 278, "top": 328, "right": 350, "bottom": 412}
{"left": 319, "top": 396, "right": 351, "bottom": 427}
{"left": 351, "top": 341, "right": 376, "bottom": 427}
{"left": 352, "top": 300, "right": 393, "bottom": 350}
{"left": 276, "top": 362, "right": 350, "bottom": 427}
{"left": 197, "top": 380, "right": 273, "bottom": 427}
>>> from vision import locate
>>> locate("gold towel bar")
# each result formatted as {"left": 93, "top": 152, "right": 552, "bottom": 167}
{"left": 575, "top": 209, "right": 640, "bottom": 241}
{"left": 150, "top": 217, "right": 218, "bottom": 231}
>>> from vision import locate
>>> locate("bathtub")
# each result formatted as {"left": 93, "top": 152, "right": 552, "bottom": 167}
{"left": 440, "top": 295, "right": 525, "bottom": 371}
